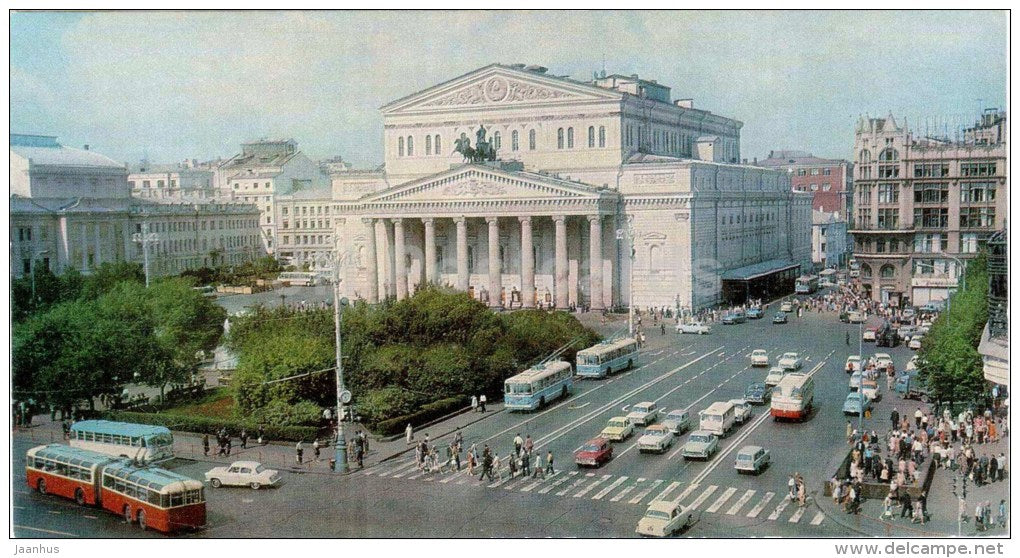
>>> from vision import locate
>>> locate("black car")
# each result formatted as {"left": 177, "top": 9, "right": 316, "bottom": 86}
{"left": 772, "top": 312, "right": 788, "bottom": 324}
{"left": 744, "top": 382, "right": 771, "bottom": 405}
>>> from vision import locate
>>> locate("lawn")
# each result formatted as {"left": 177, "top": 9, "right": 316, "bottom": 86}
{"left": 161, "top": 387, "right": 235, "bottom": 420}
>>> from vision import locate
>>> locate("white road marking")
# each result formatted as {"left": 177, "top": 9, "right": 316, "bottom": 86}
{"left": 629, "top": 479, "right": 663, "bottom": 505}
{"left": 671, "top": 483, "right": 700, "bottom": 505}
{"left": 558, "top": 474, "right": 591, "bottom": 496}
{"left": 592, "top": 476, "right": 629, "bottom": 500}
{"left": 706, "top": 487, "right": 737, "bottom": 513}
{"left": 13, "top": 525, "right": 78, "bottom": 537}
{"left": 685, "top": 485, "right": 718, "bottom": 511}
{"left": 726, "top": 490, "right": 756, "bottom": 515}
{"left": 440, "top": 468, "right": 469, "bottom": 484}
{"left": 573, "top": 474, "right": 610, "bottom": 498}
{"left": 615, "top": 441, "right": 641, "bottom": 459}
{"left": 502, "top": 475, "right": 532, "bottom": 490}
{"left": 611, "top": 478, "right": 644, "bottom": 502}
{"left": 537, "top": 471, "right": 575, "bottom": 494}
{"left": 567, "top": 402, "right": 591, "bottom": 410}
{"left": 810, "top": 511, "right": 826, "bottom": 525}
{"left": 768, "top": 497, "right": 791, "bottom": 520}
{"left": 788, "top": 506, "right": 807, "bottom": 523}
{"left": 652, "top": 481, "right": 682, "bottom": 502}
{"left": 747, "top": 492, "right": 775, "bottom": 518}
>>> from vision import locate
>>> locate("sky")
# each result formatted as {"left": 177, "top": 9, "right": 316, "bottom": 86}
{"left": 9, "top": 10, "right": 1009, "bottom": 168}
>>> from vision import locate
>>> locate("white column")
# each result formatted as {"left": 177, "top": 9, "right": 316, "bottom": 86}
{"left": 520, "top": 216, "right": 535, "bottom": 308}
{"left": 455, "top": 216, "right": 468, "bottom": 292}
{"left": 374, "top": 219, "right": 390, "bottom": 300}
{"left": 393, "top": 218, "right": 407, "bottom": 300}
{"left": 554, "top": 215, "right": 568, "bottom": 308}
{"left": 363, "top": 218, "right": 379, "bottom": 303}
{"left": 486, "top": 216, "right": 501, "bottom": 307}
{"left": 93, "top": 223, "right": 103, "bottom": 266}
{"left": 423, "top": 217, "right": 436, "bottom": 285}
{"left": 588, "top": 214, "right": 604, "bottom": 310}
{"left": 80, "top": 223, "right": 89, "bottom": 270}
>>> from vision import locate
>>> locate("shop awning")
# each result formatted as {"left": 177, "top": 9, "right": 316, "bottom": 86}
{"left": 721, "top": 259, "right": 799, "bottom": 282}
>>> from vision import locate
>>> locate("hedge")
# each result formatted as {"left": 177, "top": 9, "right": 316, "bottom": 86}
{"left": 102, "top": 410, "right": 320, "bottom": 442}
{"left": 372, "top": 395, "right": 468, "bottom": 436}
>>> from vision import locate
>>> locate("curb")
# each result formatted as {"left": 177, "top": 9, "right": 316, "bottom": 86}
{"left": 376, "top": 408, "right": 507, "bottom": 465}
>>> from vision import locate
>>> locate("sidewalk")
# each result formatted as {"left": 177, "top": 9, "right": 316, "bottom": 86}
{"left": 14, "top": 403, "right": 505, "bottom": 476}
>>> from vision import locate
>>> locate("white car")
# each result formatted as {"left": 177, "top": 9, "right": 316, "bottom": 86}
{"left": 862, "top": 379, "right": 881, "bottom": 402}
{"left": 636, "top": 500, "right": 691, "bottom": 537}
{"left": 778, "top": 352, "right": 803, "bottom": 370}
{"left": 764, "top": 366, "right": 786, "bottom": 386}
{"left": 780, "top": 301, "right": 794, "bottom": 313}
{"left": 638, "top": 424, "right": 675, "bottom": 453}
{"left": 905, "top": 355, "right": 919, "bottom": 372}
{"left": 848, "top": 371, "right": 863, "bottom": 391}
{"left": 627, "top": 401, "right": 659, "bottom": 426}
{"left": 845, "top": 355, "right": 862, "bottom": 373}
{"left": 750, "top": 349, "right": 769, "bottom": 367}
{"left": 729, "top": 399, "right": 753, "bottom": 424}
{"left": 676, "top": 322, "right": 712, "bottom": 335}
{"left": 909, "top": 336, "right": 923, "bottom": 350}
{"left": 874, "top": 353, "right": 894, "bottom": 370}
{"left": 862, "top": 328, "right": 877, "bottom": 342}
{"left": 205, "top": 461, "right": 281, "bottom": 489}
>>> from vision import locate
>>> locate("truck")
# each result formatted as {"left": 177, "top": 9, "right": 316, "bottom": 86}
{"left": 698, "top": 401, "right": 736, "bottom": 437}
{"left": 895, "top": 373, "right": 929, "bottom": 402}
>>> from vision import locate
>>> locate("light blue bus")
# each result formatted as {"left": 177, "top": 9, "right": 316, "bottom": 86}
{"left": 504, "top": 360, "right": 574, "bottom": 411}
{"left": 70, "top": 420, "right": 174, "bottom": 463}
{"left": 575, "top": 337, "right": 640, "bottom": 378}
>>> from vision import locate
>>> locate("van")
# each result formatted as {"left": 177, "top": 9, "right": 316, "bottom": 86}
{"left": 699, "top": 401, "right": 736, "bottom": 437}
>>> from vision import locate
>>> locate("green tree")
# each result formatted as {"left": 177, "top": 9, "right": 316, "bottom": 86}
{"left": 80, "top": 261, "right": 145, "bottom": 300}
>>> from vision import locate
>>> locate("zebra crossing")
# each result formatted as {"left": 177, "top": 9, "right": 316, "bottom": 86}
{"left": 367, "top": 457, "right": 826, "bottom": 526}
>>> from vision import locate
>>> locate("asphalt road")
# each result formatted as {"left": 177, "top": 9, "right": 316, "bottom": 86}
{"left": 13, "top": 295, "right": 921, "bottom": 538}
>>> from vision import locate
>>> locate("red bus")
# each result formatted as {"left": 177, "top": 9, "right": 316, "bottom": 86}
{"left": 26, "top": 444, "right": 205, "bottom": 534}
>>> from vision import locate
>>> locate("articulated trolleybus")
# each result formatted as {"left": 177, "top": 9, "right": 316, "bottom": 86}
{"left": 26, "top": 444, "right": 205, "bottom": 534}
{"left": 70, "top": 420, "right": 174, "bottom": 463}
{"left": 795, "top": 274, "right": 819, "bottom": 295}
{"left": 576, "top": 337, "right": 639, "bottom": 378}
{"left": 770, "top": 373, "right": 815, "bottom": 421}
{"left": 504, "top": 360, "right": 574, "bottom": 411}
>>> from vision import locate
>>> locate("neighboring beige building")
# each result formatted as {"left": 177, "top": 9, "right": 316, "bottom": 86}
{"left": 274, "top": 187, "right": 336, "bottom": 271}
{"left": 849, "top": 110, "right": 1007, "bottom": 306}
{"left": 128, "top": 162, "right": 215, "bottom": 200}
{"left": 329, "top": 64, "right": 812, "bottom": 310}
{"left": 10, "top": 134, "right": 262, "bottom": 279}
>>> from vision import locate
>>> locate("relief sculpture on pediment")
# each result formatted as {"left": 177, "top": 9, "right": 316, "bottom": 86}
{"left": 424, "top": 77, "right": 576, "bottom": 107}
{"left": 441, "top": 179, "right": 507, "bottom": 197}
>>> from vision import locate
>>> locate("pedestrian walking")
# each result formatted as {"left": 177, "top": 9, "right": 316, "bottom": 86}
{"left": 479, "top": 394, "right": 487, "bottom": 412}
{"left": 240, "top": 429, "right": 248, "bottom": 449}
{"left": 521, "top": 450, "right": 530, "bottom": 476}
{"left": 524, "top": 434, "right": 534, "bottom": 454}
{"left": 226, "top": 437, "right": 232, "bottom": 456}
{"left": 545, "top": 450, "right": 554, "bottom": 475}
{"left": 514, "top": 433, "right": 524, "bottom": 456}
{"left": 313, "top": 439, "right": 321, "bottom": 460}
{"left": 202, "top": 433, "right": 210, "bottom": 456}
{"left": 846, "top": 331, "right": 850, "bottom": 345}
{"left": 257, "top": 424, "right": 265, "bottom": 445}
{"left": 661, "top": 323, "right": 666, "bottom": 336}
{"left": 471, "top": 395, "right": 478, "bottom": 412}
{"left": 405, "top": 423, "right": 414, "bottom": 444}
{"left": 997, "top": 499, "right": 1007, "bottom": 528}
{"left": 492, "top": 453, "right": 502, "bottom": 481}
{"left": 296, "top": 440, "right": 304, "bottom": 464}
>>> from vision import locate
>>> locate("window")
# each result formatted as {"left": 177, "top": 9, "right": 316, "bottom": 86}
{"left": 434, "top": 135, "right": 440, "bottom": 154}
{"left": 529, "top": 129, "right": 536, "bottom": 150}
{"left": 599, "top": 126, "right": 606, "bottom": 147}
{"left": 859, "top": 165, "right": 872, "bottom": 180}
{"left": 878, "top": 164, "right": 899, "bottom": 178}
{"left": 960, "top": 162, "right": 996, "bottom": 177}
{"left": 876, "top": 238, "right": 886, "bottom": 253}
{"left": 856, "top": 184, "right": 872, "bottom": 206}
{"left": 810, "top": 184, "right": 818, "bottom": 191}
{"left": 511, "top": 130, "right": 519, "bottom": 151}
{"left": 913, "top": 162, "right": 949, "bottom": 178}
{"left": 282, "top": 207, "right": 288, "bottom": 216}
{"left": 588, "top": 126, "right": 595, "bottom": 148}
{"left": 493, "top": 131, "right": 501, "bottom": 150}
{"left": 797, "top": 169, "right": 806, "bottom": 176}
{"left": 406, "top": 136, "right": 414, "bottom": 156}
{"left": 878, "top": 183, "right": 899, "bottom": 204}
{"left": 856, "top": 208, "right": 872, "bottom": 228}
{"left": 861, "top": 264, "right": 872, "bottom": 278}
{"left": 913, "top": 234, "right": 948, "bottom": 253}
{"left": 960, "top": 181, "right": 996, "bottom": 203}
{"left": 880, "top": 265, "right": 896, "bottom": 279}
{"left": 877, "top": 208, "right": 899, "bottom": 229}
{"left": 878, "top": 148, "right": 899, "bottom": 162}
{"left": 557, "top": 128, "right": 564, "bottom": 149}
{"left": 398, "top": 137, "right": 404, "bottom": 157}
{"left": 960, "top": 233, "right": 983, "bottom": 253}
{"left": 959, "top": 207, "right": 995, "bottom": 228}
{"left": 823, "top": 168, "right": 832, "bottom": 176}
{"left": 425, "top": 135, "right": 432, "bottom": 155}
{"left": 913, "top": 183, "right": 948, "bottom": 204}
{"left": 810, "top": 168, "right": 820, "bottom": 176}
{"left": 567, "top": 127, "right": 574, "bottom": 148}
{"left": 822, "top": 183, "right": 832, "bottom": 191}
{"left": 859, "top": 149, "right": 871, "bottom": 164}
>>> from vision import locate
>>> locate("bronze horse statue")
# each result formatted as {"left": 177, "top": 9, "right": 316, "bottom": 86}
{"left": 453, "top": 125, "right": 498, "bottom": 163}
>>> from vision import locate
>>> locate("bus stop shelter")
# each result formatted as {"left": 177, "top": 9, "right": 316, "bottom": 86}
{"left": 721, "top": 259, "right": 800, "bottom": 305}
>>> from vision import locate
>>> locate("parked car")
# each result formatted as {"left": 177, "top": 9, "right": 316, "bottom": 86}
{"left": 780, "top": 301, "right": 794, "bottom": 313}
{"left": 848, "top": 371, "right": 864, "bottom": 391}
{"left": 764, "top": 366, "right": 786, "bottom": 386}
{"left": 662, "top": 409, "right": 692, "bottom": 435}
{"left": 861, "top": 378, "right": 881, "bottom": 402}
{"left": 636, "top": 500, "right": 692, "bottom": 537}
{"left": 574, "top": 437, "right": 613, "bottom": 467}
{"left": 862, "top": 327, "right": 877, "bottom": 342}
{"left": 909, "top": 335, "right": 924, "bottom": 350}
{"left": 778, "top": 352, "right": 803, "bottom": 370}
{"left": 722, "top": 311, "right": 747, "bottom": 325}
{"left": 627, "top": 401, "right": 659, "bottom": 426}
{"left": 638, "top": 425, "right": 675, "bottom": 454}
{"left": 905, "top": 355, "right": 919, "bottom": 372}
{"left": 843, "top": 392, "right": 871, "bottom": 416}
{"left": 744, "top": 382, "right": 772, "bottom": 405}
{"left": 848, "top": 311, "right": 866, "bottom": 323}
{"left": 601, "top": 417, "right": 634, "bottom": 442}
{"left": 676, "top": 322, "right": 712, "bottom": 335}
{"left": 681, "top": 430, "right": 719, "bottom": 460}
{"left": 897, "top": 326, "right": 918, "bottom": 342}
{"left": 750, "top": 349, "right": 769, "bottom": 367}
{"left": 746, "top": 307, "right": 764, "bottom": 319}
{"left": 772, "top": 312, "right": 788, "bottom": 324}
{"left": 845, "top": 355, "right": 862, "bottom": 374}
{"left": 729, "top": 399, "right": 753, "bottom": 424}
{"left": 874, "top": 353, "right": 894, "bottom": 371}
{"left": 734, "top": 445, "right": 770, "bottom": 474}
{"left": 205, "top": 461, "right": 281, "bottom": 489}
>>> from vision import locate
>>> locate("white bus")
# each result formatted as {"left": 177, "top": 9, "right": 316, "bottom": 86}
{"left": 795, "top": 275, "right": 819, "bottom": 294}
{"left": 504, "top": 360, "right": 574, "bottom": 411}
{"left": 575, "top": 337, "right": 639, "bottom": 378}
{"left": 70, "top": 420, "right": 175, "bottom": 463}
{"left": 770, "top": 373, "right": 815, "bottom": 422}
{"left": 277, "top": 272, "right": 318, "bottom": 287}
{"left": 699, "top": 401, "right": 736, "bottom": 437}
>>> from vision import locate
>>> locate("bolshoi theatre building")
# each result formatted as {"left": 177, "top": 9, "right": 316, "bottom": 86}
{"left": 330, "top": 63, "right": 812, "bottom": 311}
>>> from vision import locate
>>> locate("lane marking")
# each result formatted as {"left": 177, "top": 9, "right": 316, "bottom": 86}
{"left": 614, "top": 441, "right": 641, "bottom": 459}
{"left": 574, "top": 474, "right": 611, "bottom": 498}
{"left": 706, "top": 486, "right": 737, "bottom": 513}
{"left": 629, "top": 479, "right": 663, "bottom": 505}
{"left": 671, "top": 483, "right": 700, "bottom": 506}
{"left": 652, "top": 481, "right": 682, "bottom": 502}
{"left": 685, "top": 485, "right": 718, "bottom": 511}
{"left": 592, "top": 476, "right": 629, "bottom": 500}
{"left": 768, "top": 497, "right": 791, "bottom": 520}
{"left": 13, "top": 525, "right": 78, "bottom": 537}
{"left": 788, "top": 506, "right": 807, "bottom": 523}
{"left": 557, "top": 474, "right": 591, "bottom": 496}
{"left": 610, "top": 478, "right": 644, "bottom": 502}
{"left": 747, "top": 492, "right": 775, "bottom": 518}
{"left": 810, "top": 511, "right": 826, "bottom": 525}
{"left": 726, "top": 490, "right": 756, "bottom": 515}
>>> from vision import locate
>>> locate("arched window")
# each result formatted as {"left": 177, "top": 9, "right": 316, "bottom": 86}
{"left": 880, "top": 264, "right": 895, "bottom": 278}
{"left": 557, "top": 128, "right": 564, "bottom": 149}
{"left": 493, "top": 131, "right": 501, "bottom": 150}
{"left": 567, "top": 127, "right": 574, "bottom": 148}
{"left": 511, "top": 130, "right": 519, "bottom": 151}
{"left": 398, "top": 137, "right": 404, "bottom": 157}
{"left": 878, "top": 148, "right": 898, "bottom": 162}
{"left": 588, "top": 126, "right": 595, "bottom": 148}
{"left": 434, "top": 135, "right": 441, "bottom": 154}
{"left": 406, "top": 136, "right": 414, "bottom": 156}
{"left": 648, "top": 245, "right": 660, "bottom": 271}
{"left": 529, "top": 129, "right": 537, "bottom": 150}
{"left": 861, "top": 263, "right": 873, "bottom": 279}
{"left": 425, "top": 135, "right": 432, "bottom": 155}
{"left": 599, "top": 126, "right": 606, "bottom": 148}
{"left": 859, "top": 149, "right": 871, "bottom": 163}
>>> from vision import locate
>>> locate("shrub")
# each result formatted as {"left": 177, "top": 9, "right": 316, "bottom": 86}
{"left": 372, "top": 395, "right": 468, "bottom": 436}
{"left": 101, "top": 410, "right": 319, "bottom": 442}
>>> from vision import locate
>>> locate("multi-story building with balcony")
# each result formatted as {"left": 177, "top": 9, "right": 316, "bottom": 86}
{"left": 849, "top": 110, "right": 1007, "bottom": 306}
{"left": 128, "top": 162, "right": 216, "bottom": 200}
{"left": 274, "top": 187, "right": 336, "bottom": 271}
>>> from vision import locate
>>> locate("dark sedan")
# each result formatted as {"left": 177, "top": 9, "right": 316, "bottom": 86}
{"left": 772, "top": 312, "right": 788, "bottom": 324}
{"left": 744, "top": 382, "right": 772, "bottom": 405}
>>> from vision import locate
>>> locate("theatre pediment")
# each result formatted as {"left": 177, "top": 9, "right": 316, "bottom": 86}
{"left": 360, "top": 165, "right": 605, "bottom": 204}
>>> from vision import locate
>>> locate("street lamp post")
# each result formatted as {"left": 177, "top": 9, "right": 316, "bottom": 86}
{"left": 132, "top": 221, "right": 158, "bottom": 288}
{"left": 858, "top": 319, "right": 864, "bottom": 434}
{"left": 627, "top": 219, "right": 635, "bottom": 336}
{"left": 319, "top": 250, "right": 351, "bottom": 474}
